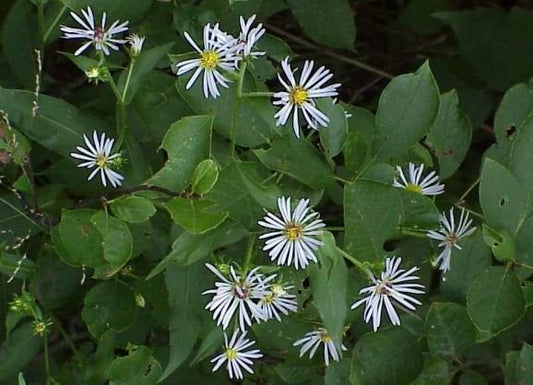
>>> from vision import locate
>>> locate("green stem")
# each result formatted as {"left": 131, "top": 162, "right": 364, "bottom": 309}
{"left": 458, "top": 176, "right": 481, "bottom": 202}
{"left": 236, "top": 61, "right": 247, "bottom": 98}
{"left": 104, "top": 68, "right": 128, "bottom": 148}
{"left": 105, "top": 69, "right": 123, "bottom": 101}
{"left": 43, "top": 5, "right": 67, "bottom": 43}
{"left": 401, "top": 228, "right": 430, "bottom": 237}
{"left": 454, "top": 204, "right": 483, "bottom": 219}
{"left": 44, "top": 336, "right": 51, "bottom": 384}
{"left": 244, "top": 235, "right": 255, "bottom": 270}
{"left": 121, "top": 60, "right": 136, "bottom": 102}
{"left": 239, "top": 91, "right": 275, "bottom": 98}
{"left": 335, "top": 246, "right": 367, "bottom": 273}
{"left": 333, "top": 175, "right": 351, "bottom": 184}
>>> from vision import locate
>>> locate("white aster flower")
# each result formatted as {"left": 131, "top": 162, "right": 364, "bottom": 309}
{"left": 70, "top": 131, "right": 124, "bottom": 188}
{"left": 426, "top": 207, "right": 476, "bottom": 272}
{"left": 258, "top": 197, "right": 325, "bottom": 270}
{"left": 203, "top": 263, "right": 272, "bottom": 331}
{"left": 393, "top": 162, "right": 445, "bottom": 196}
{"left": 293, "top": 328, "right": 347, "bottom": 366}
{"left": 174, "top": 23, "right": 239, "bottom": 98}
{"left": 273, "top": 57, "right": 341, "bottom": 138}
{"left": 211, "top": 330, "right": 263, "bottom": 380}
{"left": 127, "top": 34, "right": 145, "bottom": 57}
{"left": 351, "top": 257, "right": 425, "bottom": 332}
{"left": 258, "top": 281, "right": 298, "bottom": 322}
{"left": 236, "top": 14, "right": 266, "bottom": 59}
{"left": 60, "top": 6, "right": 129, "bottom": 56}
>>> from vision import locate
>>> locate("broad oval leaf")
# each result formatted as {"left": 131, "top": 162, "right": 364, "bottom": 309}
{"left": 82, "top": 281, "right": 137, "bottom": 338}
{"left": 425, "top": 302, "right": 475, "bottom": 358}
{"left": 164, "top": 197, "right": 228, "bottom": 234}
{"left": 466, "top": 266, "right": 525, "bottom": 339}
{"left": 110, "top": 196, "right": 156, "bottom": 223}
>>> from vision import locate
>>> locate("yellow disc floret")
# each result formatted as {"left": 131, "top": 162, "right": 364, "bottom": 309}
{"left": 201, "top": 51, "right": 220, "bottom": 70}
{"left": 96, "top": 154, "right": 108, "bottom": 168}
{"left": 405, "top": 183, "right": 422, "bottom": 194}
{"left": 289, "top": 86, "right": 308, "bottom": 105}
{"left": 225, "top": 347, "right": 238, "bottom": 360}
{"left": 284, "top": 223, "right": 302, "bottom": 241}
{"left": 319, "top": 330, "right": 332, "bottom": 343}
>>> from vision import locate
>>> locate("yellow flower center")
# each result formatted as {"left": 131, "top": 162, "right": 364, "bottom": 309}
{"left": 405, "top": 183, "right": 422, "bottom": 194}
{"left": 262, "top": 293, "right": 274, "bottom": 304}
{"left": 319, "top": 330, "right": 332, "bottom": 343}
{"left": 201, "top": 51, "right": 220, "bottom": 70}
{"left": 271, "top": 284, "right": 286, "bottom": 296}
{"left": 289, "top": 86, "right": 308, "bottom": 105}
{"left": 96, "top": 155, "right": 108, "bottom": 168}
{"left": 225, "top": 347, "right": 238, "bottom": 360}
{"left": 284, "top": 224, "right": 302, "bottom": 241}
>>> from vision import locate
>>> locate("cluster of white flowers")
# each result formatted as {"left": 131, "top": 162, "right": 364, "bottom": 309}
{"left": 174, "top": 16, "right": 266, "bottom": 99}
{"left": 60, "top": 9, "right": 478, "bottom": 379}
{"left": 173, "top": 16, "right": 341, "bottom": 137}
{"left": 60, "top": 6, "right": 143, "bottom": 58}
{"left": 392, "top": 163, "right": 476, "bottom": 272}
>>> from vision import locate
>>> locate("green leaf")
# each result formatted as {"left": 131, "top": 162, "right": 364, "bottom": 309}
{"left": 466, "top": 266, "right": 525, "bottom": 339}
{"left": 118, "top": 42, "right": 175, "bottom": 104}
{"left": 254, "top": 136, "right": 333, "bottom": 189}
{"left": 459, "top": 370, "right": 488, "bottom": 385}
{"left": 373, "top": 61, "right": 440, "bottom": 161}
{"left": 481, "top": 225, "right": 516, "bottom": 263}
{"left": 176, "top": 80, "right": 276, "bottom": 148}
{"left": 325, "top": 358, "right": 352, "bottom": 385}
{"left": 191, "top": 159, "right": 219, "bottom": 195}
{"left": 353, "top": 327, "right": 423, "bottom": 385}
{"left": 60, "top": 0, "right": 153, "bottom": 22}
{"left": 146, "top": 221, "right": 248, "bottom": 279}
{"left": 287, "top": 0, "right": 355, "bottom": 49}
{"left": 516, "top": 343, "right": 533, "bottom": 384}
{"left": 0, "top": 195, "right": 43, "bottom": 245}
{"left": 30, "top": 252, "right": 82, "bottom": 309}
{"left": 425, "top": 302, "right": 475, "bottom": 358}
{"left": 440, "top": 231, "right": 491, "bottom": 302}
{"left": 148, "top": 115, "right": 213, "bottom": 191}
{"left": 510, "top": 114, "right": 533, "bottom": 215}
{"left": 308, "top": 232, "right": 347, "bottom": 348}
{"left": 0, "top": 0, "right": 37, "bottom": 89}
{"left": 479, "top": 158, "right": 526, "bottom": 235}
{"left": 410, "top": 356, "right": 449, "bottom": 385}
{"left": 436, "top": 8, "right": 533, "bottom": 90}
{"left": 504, "top": 351, "right": 519, "bottom": 385}
{"left": 344, "top": 180, "right": 438, "bottom": 262}
{"left": 343, "top": 106, "right": 375, "bottom": 177}
{"left": 0, "top": 89, "right": 108, "bottom": 157}
{"left": 0, "top": 252, "right": 36, "bottom": 281}
{"left": 57, "top": 209, "right": 105, "bottom": 268}
{"left": 164, "top": 198, "right": 228, "bottom": 234}
{"left": 426, "top": 90, "right": 472, "bottom": 179}
{"left": 317, "top": 99, "right": 348, "bottom": 158}
{"left": 90, "top": 211, "right": 133, "bottom": 274}
{"left": 0, "top": 323, "right": 41, "bottom": 383}
{"left": 190, "top": 326, "right": 224, "bottom": 365}
{"left": 207, "top": 160, "right": 282, "bottom": 228}
{"left": 494, "top": 79, "right": 533, "bottom": 145}
{"left": 82, "top": 281, "right": 137, "bottom": 338}
{"left": 110, "top": 196, "right": 156, "bottom": 223}
{"left": 161, "top": 263, "right": 209, "bottom": 380}
{"left": 108, "top": 345, "right": 162, "bottom": 385}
